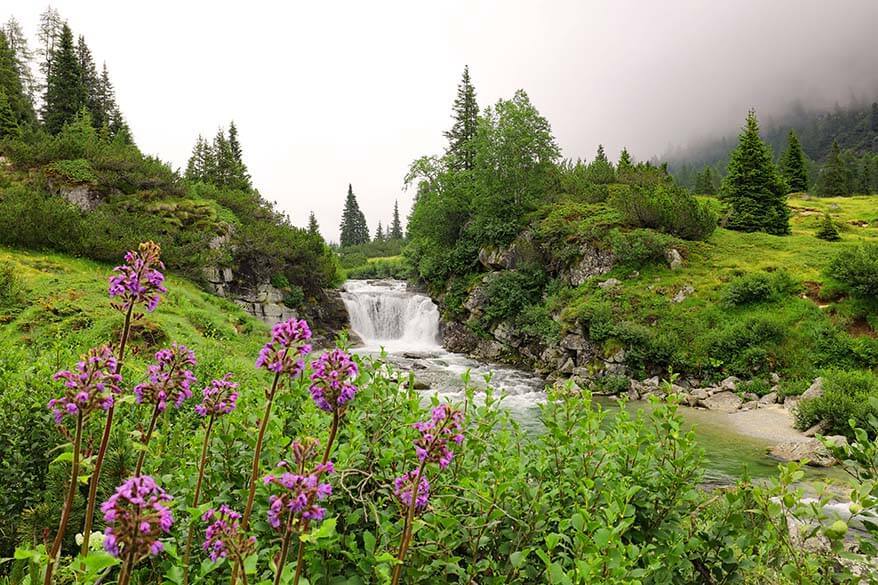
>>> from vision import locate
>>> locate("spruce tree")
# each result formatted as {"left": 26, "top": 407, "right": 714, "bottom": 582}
{"left": 0, "top": 87, "right": 20, "bottom": 138}
{"left": 444, "top": 65, "right": 478, "bottom": 171}
{"left": 307, "top": 212, "right": 320, "bottom": 237}
{"left": 779, "top": 130, "right": 809, "bottom": 192}
{"left": 42, "top": 24, "right": 86, "bottom": 134}
{"left": 389, "top": 199, "right": 403, "bottom": 239}
{"left": 816, "top": 140, "right": 850, "bottom": 196}
{"left": 617, "top": 147, "right": 633, "bottom": 171}
{"left": 720, "top": 110, "right": 790, "bottom": 235}
{"left": 36, "top": 7, "right": 63, "bottom": 98}
{"left": 226, "top": 121, "right": 251, "bottom": 189}
{"left": 4, "top": 17, "right": 37, "bottom": 105}
{"left": 595, "top": 144, "right": 608, "bottom": 163}
{"left": 76, "top": 35, "right": 102, "bottom": 128}
{"left": 815, "top": 212, "right": 840, "bottom": 241}
{"left": 0, "top": 30, "right": 34, "bottom": 128}
{"left": 694, "top": 167, "right": 717, "bottom": 195}
{"left": 586, "top": 144, "right": 615, "bottom": 184}
{"left": 375, "top": 221, "right": 384, "bottom": 242}
{"left": 340, "top": 184, "right": 369, "bottom": 246}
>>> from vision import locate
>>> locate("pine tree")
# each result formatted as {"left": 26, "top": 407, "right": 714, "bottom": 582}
{"left": 36, "top": 7, "right": 62, "bottom": 99}
{"left": 95, "top": 63, "right": 116, "bottom": 132}
{"left": 595, "top": 144, "right": 608, "bottom": 163}
{"left": 586, "top": 144, "right": 615, "bottom": 184}
{"left": 4, "top": 17, "right": 37, "bottom": 105}
{"left": 75, "top": 35, "right": 102, "bottom": 129}
{"left": 226, "top": 121, "right": 251, "bottom": 189}
{"left": 340, "top": 184, "right": 369, "bottom": 246}
{"left": 389, "top": 199, "right": 403, "bottom": 239}
{"left": 375, "top": 221, "right": 385, "bottom": 242}
{"left": 0, "top": 87, "right": 20, "bottom": 138}
{"left": 444, "top": 65, "right": 478, "bottom": 171}
{"left": 307, "top": 212, "right": 320, "bottom": 237}
{"left": 617, "top": 147, "right": 632, "bottom": 170}
{"left": 815, "top": 140, "right": 851, "bottom": 197}
{"left": 229, "top": 121, "right": 243, "bottom": 162}
{"left": 720, "top": 110, "right": 790, "bottom": 235}
{"left": 779, "top": 130, "right": 809, "bottom": 192}
{"left": 694, "top": 167, "right": 717, "bottom": 195}
{"left": 42, "top": 24, "right": 86, "bottom": 134}
{"left": 0, "top": 29, "right": 34, "bottom": 128}
{"left": 815, "top": 212, "right": 840, "bottom": 241}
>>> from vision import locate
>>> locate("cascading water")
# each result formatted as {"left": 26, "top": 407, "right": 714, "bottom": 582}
{"left": 341, "top": 280, "right": 440, "bottom": 350}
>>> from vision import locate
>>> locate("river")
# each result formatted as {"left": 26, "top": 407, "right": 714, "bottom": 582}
{"left": 340, "top": 279, "right": 839, "bottom": 486}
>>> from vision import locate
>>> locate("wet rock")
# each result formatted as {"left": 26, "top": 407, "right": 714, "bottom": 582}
{"left": 801, "top": 377, "right": 824, "bottom": 401}
{"left": 759, "top": 391, "right": 778, "bottom": 405}
{"left": 684, "top": 394, "right": 700, "bottom": 407}
{"left": 492, "top": 322, "right": 519, "bottom": 347}
{"left": 672, "top": 284, "right": 694, "bottom": 303}
{"left": 559, "top": 357, "right": 576, "bottom": 374}
{"left": 598, "top": 278, "right": 621, "bottom": 289}
{"left": 803, "top": 421, "right": 829, "bottom": 437}
{"left": 442, "top": 321, "right": 479, "bottom": 353}
{"left": 666, "top": 248, "right": 683, "bottom": 270}
{"left": 701, "top": 391, "right": 743, "bottom": 412}
{"left": 564, "top": 244, "right": 615, "bottom": 286}
{"left": 411, "top": 379, "right": 432, "bottom": 390}
{"left": 402, "top": 351, "right": 439, "bottom": 360}
{"left": 627, "top": 386, "right": 641, "bottom": 401}
{"left": 769, "top": 436, "right": 847, "bottom": 467}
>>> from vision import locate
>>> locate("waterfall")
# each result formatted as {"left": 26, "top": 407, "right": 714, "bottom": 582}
{"left": 341, "top": 280, "right": 441, "bottom": 349}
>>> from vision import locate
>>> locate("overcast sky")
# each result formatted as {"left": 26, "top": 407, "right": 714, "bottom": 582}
{"left": 5, "top": 1, "right": 878, "bottom": 242}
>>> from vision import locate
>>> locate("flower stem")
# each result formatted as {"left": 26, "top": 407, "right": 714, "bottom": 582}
{"left": 182, "top": 414, "right": 215, "bottom": 585}
{"left": 43, "top": 413, "right": 84, "bottom": 585}
{"left": 391, "top": 461, "right": 427, "bottom": 585}
{"left": 117, "top": 543, "right": 137, "bottom": 585}
{"left": 81, "top": 303, "right": 134, "bottom": 557}
{"left": 274, "top": 510, "right": 298, "bottom": 585}
{"left": 134, "top": 403, "right": 161, "bottom": 477}
{"left": 292, "top": 410, "right": 340, "bottom": 585}
{"left": 231, "top": 371, "right": 281, "bottom": 585}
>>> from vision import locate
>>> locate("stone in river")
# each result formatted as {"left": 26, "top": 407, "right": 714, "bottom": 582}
{"left": 700, "top": 391, "right": 743, "bottom": 412}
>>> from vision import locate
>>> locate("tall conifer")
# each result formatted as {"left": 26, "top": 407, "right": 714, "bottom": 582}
{"left": 816, "top": 140, "right": 850, "bottom": 197}
{"left": 779, "top": 130, "right": 808, "bottom": 193}
{"left": 390, "top": 200, "right": 403, "bottom": 239}
{"left": 339, "top": 184, "right": 369, "bottom": 246}
{"left": 444, "top": 65, "right": 478, "bottom": 171}
{"left": 720, "top": 110, "right": 790, "bottom": 235}
{"left": 307, "top": 212, "right": 320, "bottom": 237}
{"left": 42, "top": 24, "right": 85, "bottom": 134}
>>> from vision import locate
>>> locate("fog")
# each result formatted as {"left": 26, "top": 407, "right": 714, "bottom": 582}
{"left": 5, "top": 1, "right": 878, "bottom": 241}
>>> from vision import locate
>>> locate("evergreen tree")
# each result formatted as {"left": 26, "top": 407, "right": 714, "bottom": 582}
{"left": 586, "top": 143, "right": 615, "bottom": 184}
{"left": 389, "top": 199, "right": 403, "bottom": 239}
{"left": 374, "top": 221, "right": 384, "bottom": 242}
{"left": 0, "top": 87, "right": 20, "bottom": 138}
{"left": 871, "top": 102, "right": 878, "bottom": 133}
{"left": 226, "top": 121, "right": 251, "bottom": 189}
{"left": 4, "top": 17, "right": 37, "bottom": 104}
{"left": 185, "top": 135, "right": 209, "bottom": 181}
{"left": 617, "top": 147, "right": 633, "bottom": 170}
{"left": 229, "top": 121, "right": 243, "bottom": 162}
{"left": 815, "top": 140, "right": 851, "bottom": 196}
{"left": 595, "top": 144, "right": 608, "bottom": 163}
{"left": 815, "top": 212, "right": 840, "bottom": 241}
{"left": 779, "top": 130, "right": 808, "bottom": 192}
{"left": 694, "top": 166, "right": 717, "bottom": 194}
{"left": 307, "top": 212, "right": 320, "bottom": 237}
{"left": 444, "top": 65, "right": 479, "bottom": 171}
{"left": 42, "top": 24, "right": 86, "bottom": 134}
{"left": 339, "top": 184, "right": 369, "bottom": 246}
{"left": 0, "top": 30, "right": 33, "bottom": 128}
{"left": 36, "top": 7, "right": 63, "bottom": 98}
{"left": 76, "top": 35, "right": 102, "bottom": 128}
{"left": 720, "top": 110, "right": 790, "bottom": 235}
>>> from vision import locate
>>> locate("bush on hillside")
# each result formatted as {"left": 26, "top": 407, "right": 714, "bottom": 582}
{"left": 722, "top": 271, "right": 800, "bottom": 307}
{"left": 829, "top": 243, "right": 878, "bottom": 298}
{"left": 609, "top": 228, "right": 683, "bottom": 267}
{"left": 0, "top": 261, "right": 23, "bottom": 307}
{"left": 346, "top": 257, "right": 410, "bottom": 280}
{"left": 477, "top": 266, "right": 548, "bottom": 327}
{"left": 608, "top": 183, "right": 717, "bottom": 241}
{"left": 795, "top": 369, "right": 878, "bottom": 438}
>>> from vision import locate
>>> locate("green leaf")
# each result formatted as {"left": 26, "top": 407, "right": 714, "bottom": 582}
{"left": 594, "top": 527, "right": 611, "bottom": 548}
{"left": 363, "top": 530, "right": 376, "bottom": 554}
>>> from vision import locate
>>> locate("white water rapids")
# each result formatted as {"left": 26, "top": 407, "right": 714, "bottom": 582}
{"left": 340, "top": 279, "right": 545, "bottom": 416}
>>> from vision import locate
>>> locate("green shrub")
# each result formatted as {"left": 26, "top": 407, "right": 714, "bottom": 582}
{"left": 705, "top": 315, "right": 786, "bottom": 377}
{"left": 48, "top": 158, "right": 97, "bottom": 183}
{"left": 795, "top": 369, "right": 878, "bottom": 438}
{"left": 608, "top": 183, "right": 717, "bottom": 241}
{"left": 514, "top": 302, "right": 560, "bottom": 344}
{"left": 592, "top": 373, "right": 630, "bottom": 394}
{"left": 738, "top": 378, "right": 771, "bottom": 397}
{"left": 609, "top": 228, "right": 682, "bottom": 267}
{"left": 0, "top": 261, "right": 23, "bottom": 307}
{"left": 829, "top": 243, "right": 878, "bottom": 298}
{"left": 722, "top": 271, "right": 799, "bottom": 307}
{"left": 282, "top": 285, "right": 305, "bottom": 309}
{"left": 346, "top": 257, "right": 409, "bottom": 280}
{"left": 478, "top": 265, "right": 548, "bottom": 326}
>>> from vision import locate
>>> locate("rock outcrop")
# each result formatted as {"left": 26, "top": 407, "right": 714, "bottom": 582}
{"left": 769, "top": 435, "right": 847, "bottom": 467}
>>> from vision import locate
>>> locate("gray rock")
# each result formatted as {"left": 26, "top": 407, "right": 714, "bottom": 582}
{"left": 684, "top": 394, "right": 700, "bottom": 407}
{"left": 758, "top": 391, "right": 778, "bottom": 405}
{"left": 627, "top": 386, "right": 641, "bottom": 401}
{"left": 770, "top": 372, "right": 781, "bottom": 384}
{"left": 560, "top": 333, "right": 589, "bottom": 351}
{"left": 492, "top": 322, "right": 518, "bottom": 347}
{"left": 801, "top": 377, "right": 824, "bottom": 401}
{"left": 740, "top": 400, "right": 759, "bottom": 411}
{"left": 803, "top": 421, "right": 829, "bottom": 437}
{"left": 666, "top": 248, "right": 683, "bottom": 270}
{"left": 411, "top": 379, "right": 431, "bottom": 390}
{"left": 61, "top": 184, "right": 102, "bottom": 211}
{"left": 607, "top": 349, "right": 626, "bottom": 364}
{"left": 719, "top": 376, "right": 740, "bottom": 392}
{"left": 559, "top": 357, "right": 576, "bottom": 374}
{"left": 565, "top": 244, "right": 615, "bottom": 286}
{"left": 597, "top": 278, "right": 621, "bottom": 289}
{"left": 769, "top": 436, "right": 847, "bottom": 467}
{"left": 690, "top": 388, "right": 709, "bottom": 400}
{"left": 743, "top": 392, "right": 759, "bottom": 402}
{"left": 672, "top": 284, "right": 695, "bottom": 303}
{"left": 701, "top": 391, "right": 743, "bottom": 412}
{"left": 642, "top": 376, "right": 661, "bottom": 388}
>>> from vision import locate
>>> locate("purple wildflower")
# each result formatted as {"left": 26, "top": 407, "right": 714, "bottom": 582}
{"left": 413, "top": 403, "right": 465, "bottom": 469}
{"left": 255, "top": 318, "right": 312, "bottom": 377}
{"left": 308, "top": 348, "right": 359, "bottom": 413}
{"left": 101, "top": 475, "right": 173, "bottom": 558}
{"left": 194, "top": 374, "right": 238, "bottom": 417}
{"left": 393, "top": 470, "right": 430, "bottom": 511}
{"left": 133, "top": 344, "right": 197, "bottom": 412}
{"left": 202, "top": 505, "right": 255, "bottom": 562}
{"left": 48, "top": 346, "right": 123, "bottom": 424}
{"left": 263, "top": 460, "right": 334, "bottom": 531}
{"left": 108, "top": 241, "right": 167, "bottom": 313}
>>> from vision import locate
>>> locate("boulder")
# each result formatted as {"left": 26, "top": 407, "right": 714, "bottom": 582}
{"left": 770, "top": 372, "right": 781, "bottom": 384}
{"left": 478, "top": 233, "right": 541, "bottom": 270}
{"left": 742, "top": 392, "right": 759, "bottom": 402}
{"left": 642, "top": 376, "right": 661, "bottom": 388}
{"left": 672, "top": 284, "right": 694, "bottom": 303}
{"left": 701, "top": 391, "right": 743, "bottom": 412}
{"left": 597, "top": 278, "right": 621, "bottom": 289}
{"left": 801, "top": 377, "right": 824, "bottom": 401}
{"left": 803, "top": 421, "right": 829, "bottom": 437}
{"left": 559, "top": 357, "right": 576, "bottom": 374}
{"left": 61, "top": 184, "right": 103, "bottom": 212}
{"left": 627, "top": 386, "right": 641, "bottom": 401}
{"left": 769, "top": 436, "right": 847, "bottom": 467}
{"left": 442, "top": 321, "right": 480, "bottom": 353}
{"left": 684, "top": 394, "right": 700, "bottom": 407}
{"left": 478, "top": 246, "right": 512, "bottom": 270}
{"left": 560, "top": 333, "right": 589, "bottom": 351}
{"left": 758, "top": 391, "right": 778, "bottom": 405}
{"left": 740, "top": 400, "right": 759, "bottom": 411}
{"left": 565, "top": 244, "right": 615, "bottom": 286}
{"left": 690, "top": 388, "right": 709, "bottom": 401}
{"left": 492, "top": 322, "right": 519, "bottom": 347}
{"left": 666, "top": 248, "right": 683, "bottom": 270}
{"left": 719, "top": 376, "right": 740, "bottom": 392}
{"left": 410, "top": 379, "right": 431, "bottom": 390}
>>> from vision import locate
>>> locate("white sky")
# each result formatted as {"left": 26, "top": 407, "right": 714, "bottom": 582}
{"left": 5, "top": 1, "right": 878, "bottom": 242}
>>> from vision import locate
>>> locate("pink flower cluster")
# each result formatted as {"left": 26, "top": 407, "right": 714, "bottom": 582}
{"left": 263, "top": 459, "right": 334, "bottom": 530}
{"left": 101, "top": 475, "right": 173, "bottom": 558}
{"left": 413, "top": 404, "right": 465, "bottom": 469}
{"left": 255, "top": 318, "right": 312, "bottom": 377}
{"left": 194, "top": 374, "right": 238, "bottom": 417}
{"left": 133, "top": 344, "right": 197, "bottom": 412}
{"left": 202, "top": 505, "right": 255, "bottom": 562}
{"left": 108, "top": 241, "right": 167, "bottom": 312}
{"left": 308, "top": 348, "right": 358, "bottom": 413}
{"left": 392, "top": 470, "right": 430, "bottom": 511}
{"left": 48, "top": 346, "right": 122, "bottom": 424}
